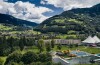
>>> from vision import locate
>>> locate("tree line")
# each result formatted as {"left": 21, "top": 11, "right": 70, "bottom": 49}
{"left": 0, "top": 36, "right": 63, "bottom": 65}
{"left": 4, "top": 51, "right": 62, "bottom": 65}
{"left": 0, "top": 36, "right": 35, "bottom": 56}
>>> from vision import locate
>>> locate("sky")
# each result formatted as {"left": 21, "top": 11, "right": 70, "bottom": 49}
{"left": 0, "top": 0, "right": 100, "bottom": 23}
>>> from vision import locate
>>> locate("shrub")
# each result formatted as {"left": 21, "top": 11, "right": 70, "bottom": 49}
{"left": 21, "top": 51, "right": 38, "bottom": 64}
{"left": 5, "top": 52, "right": 22, "bottom": 65}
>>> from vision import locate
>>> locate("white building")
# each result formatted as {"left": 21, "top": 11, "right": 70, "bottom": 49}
{"left": 82, "top": 36, "right": 95, "bottom": 44}
{"left": 93, "top": 36, "right": 100, "bottom": 43}
{"left": 44, "top": 39, "right": 81, "bottom": 45}
{"left": 82, "top": 36, "right": 100, "bottom": 46}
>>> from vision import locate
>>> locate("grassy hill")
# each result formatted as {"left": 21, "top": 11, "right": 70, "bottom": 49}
{"left": 35, "top": 4, "right": 100, "bottom": 35}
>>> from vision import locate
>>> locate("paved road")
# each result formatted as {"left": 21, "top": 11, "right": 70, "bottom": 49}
{"left": 52, "top": 55, "right": 70, "bottom": 65}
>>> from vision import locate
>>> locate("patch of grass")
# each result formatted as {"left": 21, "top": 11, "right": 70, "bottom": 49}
{"left": 68, "top": 19, "right": 83, "bottom": 24}
{"left": 56, "top": 34, "right": 77, "bottom": 39}
{"left": 53, "top": 46, "right": 100, "bottom": 54}
{"left": 20, "top": 46, "right": 100, "bottom": 54}
{"left": 0, "top": 24, "right": 13, "bottom": 31}
{"left": 80, "top": 47, "right": 100, "bottom": 54}
{"left": 22, "top": 48, "right": 39, "bottom": 54}
{"left": 76, "top": 63, "right": 99, "bottom": 65}
{"left": 0, "top": 56, "right": 7, "bottom": 65}
{"left": 54, "top": 18, "right": 66, "bottom": 23}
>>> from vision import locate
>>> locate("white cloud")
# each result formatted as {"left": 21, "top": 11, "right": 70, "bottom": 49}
{"left": 0, "top": 0, "right": 8, "bottom": 2}
{"left": 41, "top": 0, "right": 46, "bottom": 5}
{"left": 0, "top": 0, "right": 4, "bottom": 2}
{"left": 0, "top": 1, "right": 53, "bottom": 23}
{"left": 41, "top": 0, "right": 100, "bottom": 10}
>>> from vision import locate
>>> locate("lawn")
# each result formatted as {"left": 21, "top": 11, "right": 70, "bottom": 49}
{"left": 53, "top": 46, "right": 100, "bottom": 54}
{"left": 0, "top": 56, "right": 7, "bottom": 65}
{"left": 22, "top": 46, "right": 100, "bottom": 54}
{"left": 76, "top": 63, "right": 99, "bottom": 65}
{"left": 22, "top": 48, "right": 39, "bottom": 54}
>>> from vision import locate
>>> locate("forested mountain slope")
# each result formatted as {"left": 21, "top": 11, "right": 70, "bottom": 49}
{"left": 0, "top": 13, "right": 38, "bottom": 26}
{"left": 35, "top": 4, "right": 100, "bottom": 34}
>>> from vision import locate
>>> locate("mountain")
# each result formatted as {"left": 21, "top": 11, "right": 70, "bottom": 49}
{"left": 0, "top": 13, "right": 38, "bottom": 26}
{"left": 35, "top": 4, "right": 100, "bottom": 34}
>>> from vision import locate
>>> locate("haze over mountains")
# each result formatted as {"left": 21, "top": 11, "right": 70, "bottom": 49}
{"left": 35, "top": 4, "right": 100, "bottom": 34}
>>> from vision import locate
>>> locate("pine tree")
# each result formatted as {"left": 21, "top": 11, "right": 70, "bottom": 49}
{"left": 19, "top": 37, "right": 24, "bottom": 51}
{"left": 46, "top": 42, "right": 51, "bottom": 52}
{"left": 51, "top": 39, "right": 55, "bottom": 48}
{"left": 37, "top": 39, "right": 44, "bottom": 53}
{"left": 57, "top": 44, "right": 62, "bottom": 50}
{"left": 8, "top": 37, "right": 14, "bottom": 53}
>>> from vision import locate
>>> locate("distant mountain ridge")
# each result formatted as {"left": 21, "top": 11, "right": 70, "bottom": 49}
{"left": 0, "top": 13, "right": 38, "bottom": 26}
{"left": 35, "top": 4, "right": 100, "bottom": 34}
